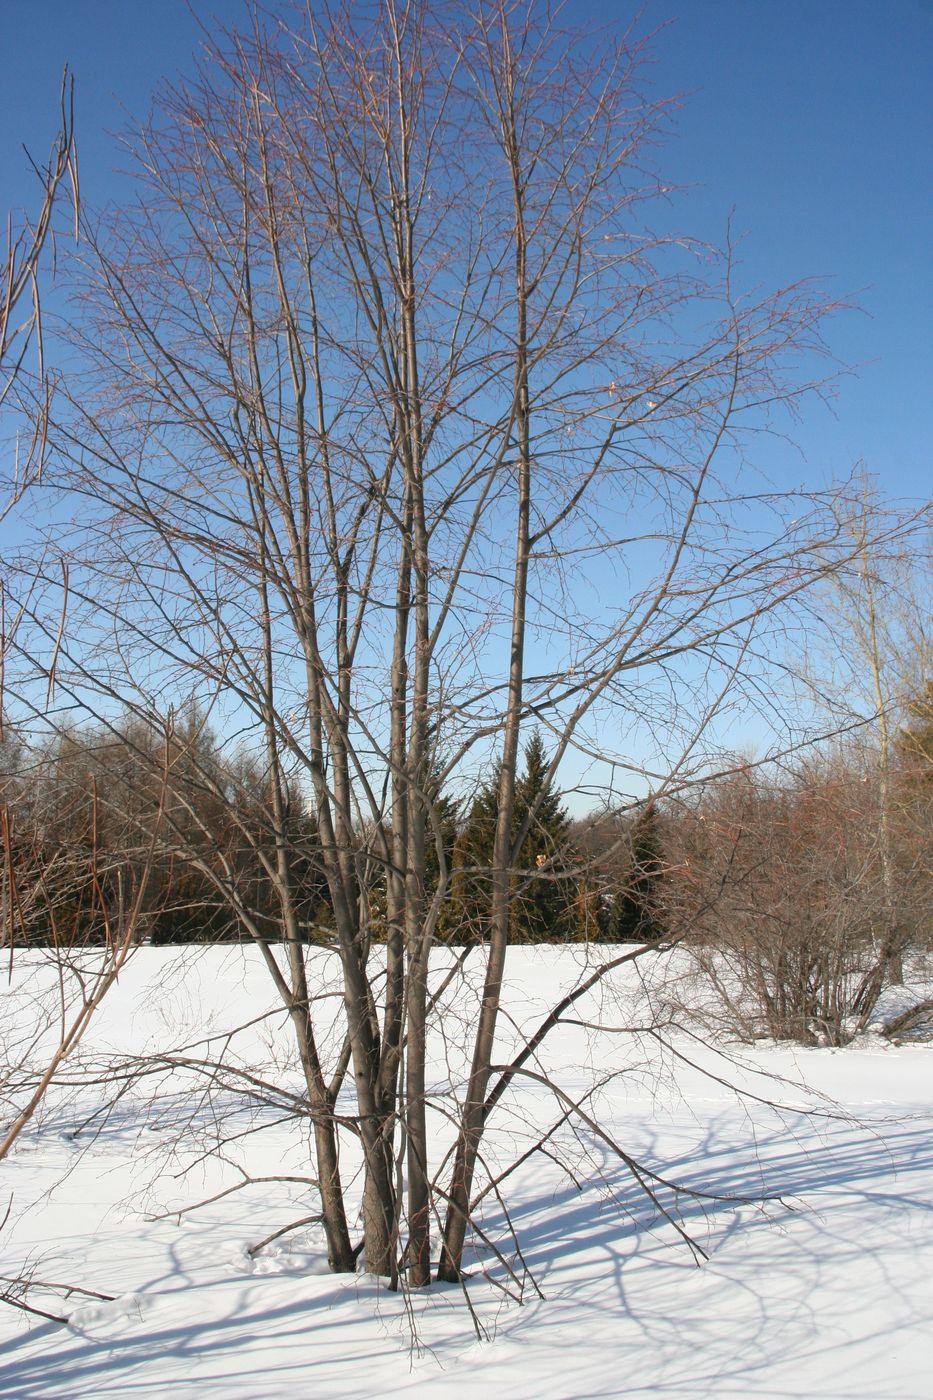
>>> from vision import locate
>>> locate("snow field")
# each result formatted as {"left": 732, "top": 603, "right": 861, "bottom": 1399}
{"left": 1, "top": 946, "right": 931, "bottom": 1398}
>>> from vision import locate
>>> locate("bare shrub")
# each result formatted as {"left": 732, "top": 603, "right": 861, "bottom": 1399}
{"left": 668, "top": 756, "right": 931, "bottom": 1045}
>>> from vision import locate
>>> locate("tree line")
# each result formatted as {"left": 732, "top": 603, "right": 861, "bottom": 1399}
{"left": 4, "top": 687, "right": 929, "bottom": 1018}
{"left": 0, "top": 717, "right": 669, "bottom": 949}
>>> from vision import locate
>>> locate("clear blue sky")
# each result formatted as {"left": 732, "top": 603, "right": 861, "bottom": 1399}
{"left": 2, "top": 0, "right": 930, "bottom": 500}
{"left": 1, "top": 0, "right": 929, "bottom": 797}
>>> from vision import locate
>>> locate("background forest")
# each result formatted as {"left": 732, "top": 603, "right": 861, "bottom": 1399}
{"left": 3, "top": 678, "right": 931, "bottom": 1049}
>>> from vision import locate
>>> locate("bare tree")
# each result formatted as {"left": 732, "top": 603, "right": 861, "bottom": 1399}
{"left": 799, "top": 482, "right": 932, "bottom": 1000}
{"left": 0, "top": 68, "right": 94, "bottom": 1165}
{"left": 5, "top": 2, "right": 908, "bottom": 1293}
{"left": 0, "top": 765, "right": 168, "bottom": 1163}
{"left": 1, "top": 69, "right": 78, "bottom": 942}
{"left": 664, "top": 755, "right": 931, "bottom": 1045}
{"left": 0, "top": 70, "right": 77, "bottom": 520}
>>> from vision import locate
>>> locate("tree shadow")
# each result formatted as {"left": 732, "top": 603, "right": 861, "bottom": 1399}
{"left": 1, "top": 1111, "right": 931, "bottom": 1396}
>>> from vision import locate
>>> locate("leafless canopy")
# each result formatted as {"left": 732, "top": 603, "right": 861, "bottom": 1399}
{"left": 2, "top": 2, "right": 903, "bottom": 1292}
{"left": 0, "top": 69, "right": 78, "bottom": 517}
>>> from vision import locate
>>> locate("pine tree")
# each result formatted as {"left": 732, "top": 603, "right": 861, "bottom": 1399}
{"left": 422, "top": 750, "right": 460, "bottom": 902}
{"left": 446, "top": 732, "right": 577, "bottom": 943}
{"left": 608, "top": 798, "right": 667, "bottom": 943}
{"left": 510, "top": 732, "right": 576, "bottom": 942}
{"left": 445, "top": 761, "right": 501, "bottom": 943}
{"left": 367, "top": 737, "right": 460, "bottom": 943}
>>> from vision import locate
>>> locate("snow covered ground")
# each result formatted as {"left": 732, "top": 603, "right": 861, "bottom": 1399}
{"left": 1, "top": 946, "right": 931, "bottom": 1399}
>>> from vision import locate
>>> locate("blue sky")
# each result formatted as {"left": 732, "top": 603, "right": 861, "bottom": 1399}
{"left": 2, "top": 0, "right": 929, "bottom": 500}
{"left": 632, "top": 0, "right": 932, "bottom": 499}
{"left": 1, "top": 1, "right": 930, "bottom": 797}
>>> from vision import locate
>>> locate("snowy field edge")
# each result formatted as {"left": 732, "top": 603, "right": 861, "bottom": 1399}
{"left": 1, "top": 945, "right": 931, "bottom": 1400}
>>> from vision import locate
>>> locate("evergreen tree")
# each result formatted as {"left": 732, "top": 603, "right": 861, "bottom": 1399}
{"left": 510, "top": 731, "right": 576, "bottom": 942}
{"left": 446, "top": 732, "right": 577, "bottom": 943}
{"left": 445, "top": 761, "right": 501, "bottom": 943}
{"left": 368, "top": 735, "right": 460, "bottom": 943}
{"left": 607, "top": 798, "right": 667, "bottom": 943}
{"left": 423, "top": 755, "right": 460, "bottom": 903}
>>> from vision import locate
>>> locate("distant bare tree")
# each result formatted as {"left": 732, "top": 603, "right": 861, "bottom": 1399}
{"left": 666, "top": 752, "right": 931, "bottom": 1044}
{"left": 0, "top": 762, "right": 167, "bottom": 1163}
{"left": 799, "top": 483, "right": 932, "bottom": 998}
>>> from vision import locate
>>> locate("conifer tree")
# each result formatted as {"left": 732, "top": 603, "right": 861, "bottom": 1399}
{"left": 510, "top": 732, "right": 576, "bottom": 943}
{"left": 422, "top": 748, "right": 461, "bottom": 902}
{"left": 447, "top": 733, "right": 577, "bottom": 943}
{"left": 608, "top": 798, "right": 667, "bottom": 943}
{"left": 445, "top": 761, "right": 501, "bottom": 943}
